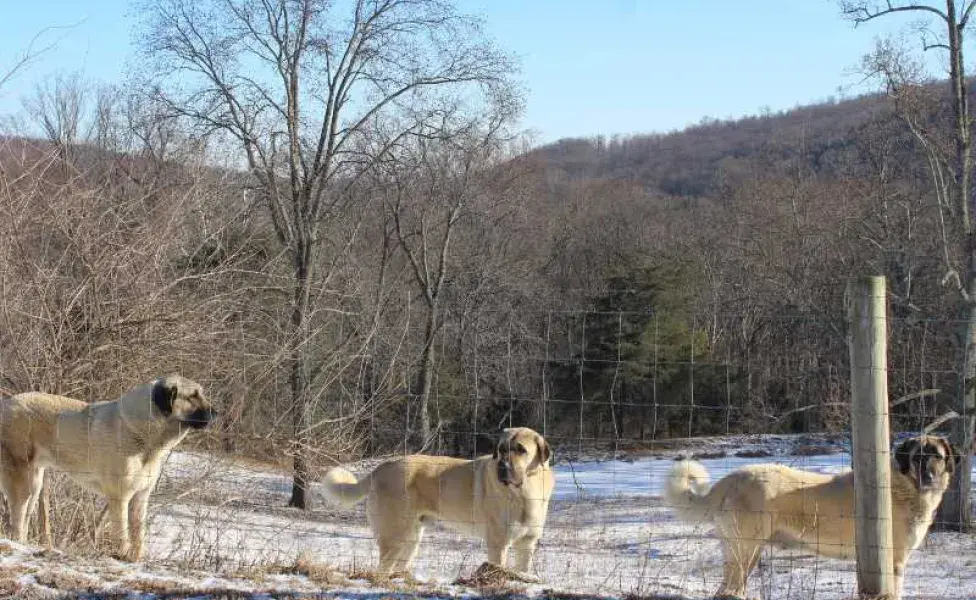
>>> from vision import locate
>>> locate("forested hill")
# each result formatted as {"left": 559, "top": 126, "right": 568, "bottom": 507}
{"left": 503, "top": 81, "right": 967, "bottom": 441}
{"left": 528, "top": 90, "right": 901, "bottom": 196}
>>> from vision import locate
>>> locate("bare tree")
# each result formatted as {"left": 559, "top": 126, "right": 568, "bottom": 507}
{"left": 138, "top": 0, "right": 517, "bottom": 508}
{"left": 378, "top": 106, "right": 518, "bottom": 448}
{"left": 0, "top": 24, "right": 74, "bottom": 93}
{"left": 23, "top": 72, "right": 91, "bottom": 149}
{"left": 841, "top": 0, "right": 976, "bottom": 529}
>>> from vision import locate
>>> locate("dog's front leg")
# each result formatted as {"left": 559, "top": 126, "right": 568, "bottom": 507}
{"left": 105, "top": 497, "right": 132, "bottom": 561}
{"left": 127, "top": 490, "right": 150, "bottom": 562}
{"left": 512, "top": 534, "right": 538, "bottom": 573}
{"left": 485, "top": 529, "right": 511, "bottom": 568}
{"left": 892, "top": 559, "right": 906, "bottom": 600}
{"left": 35, "top": 480, "right": 51, "bottom": 548}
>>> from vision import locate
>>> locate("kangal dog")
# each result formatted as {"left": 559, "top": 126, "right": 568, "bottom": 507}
{"left": 323, "top": 427, "right": 554, "bottom": 579}
{"left": 0, "top": 375, "right": 215, "bottom": 561}
{"left": 665, "top": 435, "right": 957, "bottom": 599}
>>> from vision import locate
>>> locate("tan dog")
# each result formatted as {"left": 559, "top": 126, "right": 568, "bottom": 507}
{"left": 0, "top": 374, "right": 215, "bottom": 561}
{"left": 665, "top": 435, "right": 957, "bottom": 599}
{"left": 323, "top": 427, "right": 555, "bottom": 578}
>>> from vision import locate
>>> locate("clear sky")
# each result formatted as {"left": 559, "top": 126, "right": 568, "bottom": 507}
{"left": 0, "top": 0, "right": 952, "bottom": 144}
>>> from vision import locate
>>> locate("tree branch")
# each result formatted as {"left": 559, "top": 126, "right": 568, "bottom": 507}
{"left": 841, "top": 0, "right": 949, "bottom": 26}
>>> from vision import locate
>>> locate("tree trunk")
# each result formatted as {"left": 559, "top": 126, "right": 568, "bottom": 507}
{"left": 938, "top": 0, "right": 976, "bottom": 531}
{"left": 640, "top": 396, "right": 647, "bottom": 441}
{"left": 288, "top": 258, "right": 313, "bottom": 510}
{"left": 940, "top": 411, "right": 974, "bottom": 530}
{"left": 939, "top": 3, "right": 974, "bottom": 530}
{"left": 416, "top": 307, "right": 438, "bottom": 451}
{"left": 948, "top": 3, "right": 972, "bottom": 230}
{"left": 363, "top": 354, "right": 375, "bottom": 455}
{"left": 939, "top": 248, "right": 976, "bottom": 531}
{"left": 288, "top": 356, "right": 312, "bottom": 509}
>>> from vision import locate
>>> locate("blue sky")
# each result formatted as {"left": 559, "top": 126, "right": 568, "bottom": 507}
{"left": 0, "top": 0, "right": 952, "bottom": 144}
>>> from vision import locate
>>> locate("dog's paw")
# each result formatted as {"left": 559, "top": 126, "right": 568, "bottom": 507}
{"left": 511, "top": 570, "right": 541, "bottom": 584}
{"left": 109, "top": 549, "right": 142, "bottom": 563}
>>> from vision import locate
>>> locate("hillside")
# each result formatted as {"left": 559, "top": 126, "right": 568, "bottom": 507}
{"left": 529, "top": 90, "right": 901, "bottom": 196}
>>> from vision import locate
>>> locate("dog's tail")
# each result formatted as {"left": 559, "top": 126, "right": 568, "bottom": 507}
{"left": 322, "top": 467, "right": 372, "bottom": 507}
{"left": 664, "top": 459, "right": 714, "bottom": 523}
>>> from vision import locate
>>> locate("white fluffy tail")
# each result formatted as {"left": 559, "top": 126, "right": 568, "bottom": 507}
{"left": 664, "top": 460, "right": 714, "bottom": 523}
{"left": 322, "top": 467, "right": 371, "bottom": 507}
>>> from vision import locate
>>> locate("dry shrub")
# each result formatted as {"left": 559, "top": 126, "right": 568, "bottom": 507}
{"left": 36, "top": 472, "right": 106, "bottom": 556}
{"left": 0, "top": 472, "right": 104, "bottom": 556}
{"left": 790, "top": 444, "right": 840, "bottom": 457}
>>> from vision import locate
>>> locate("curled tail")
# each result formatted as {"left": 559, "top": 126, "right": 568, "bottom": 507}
{"left": 664, "top": 460, "right": 714, "bottom": 523}
{"left": 322, "top": 467, "right": 372, "bottom": 507}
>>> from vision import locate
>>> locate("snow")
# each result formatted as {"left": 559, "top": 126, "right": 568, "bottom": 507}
{"left": 555, "top": 451, "right": 854, "bottom": 501}
{"left": 3, "top": 435, "right": 976, "bottom": 599}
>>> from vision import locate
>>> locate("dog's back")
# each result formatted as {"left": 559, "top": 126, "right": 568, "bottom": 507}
{"left": 667, "top": 460, "right": 858, "bottom": 559}
{"left": 0, "top": 393, "right": 88, "bottom": 461}
{"left": 378, "top": 455, "right": 481, "bottom": 518}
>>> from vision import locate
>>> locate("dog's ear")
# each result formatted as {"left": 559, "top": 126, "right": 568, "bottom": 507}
{"left": 492, "top": 430, "right": 504, "bottom": 459}
{"left": 536, "top": 434, "right": 552, "bottom": 465}
{"left": 895, "top": 437, "right": 920, "bottom": 475}
{"left": 151, "top": 377, "right": 177, "bottom": 416}
{"left": 938, "top": 437, "right": 960, "bottom": 474}
{"left": 494, "top": 428, "right": 515, "bottom": 459}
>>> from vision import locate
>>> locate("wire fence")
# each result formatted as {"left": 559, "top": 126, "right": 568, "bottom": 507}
{"left": 2, "top": 307, "right": 975, "bottom": 600}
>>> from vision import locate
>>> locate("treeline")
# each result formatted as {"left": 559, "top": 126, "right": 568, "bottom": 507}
{"left": 0, "top": 85, "right": 959, "bottom": 461}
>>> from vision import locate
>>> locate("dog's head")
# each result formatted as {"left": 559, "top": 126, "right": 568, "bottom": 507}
{"left": 492, "top": 427, "right": 551, "bottom": 488}
{"left": 895, "top": 434, "right": 958, "bottom": 492}
{"left": 151, "top": 374, "right": 215, "bottom": 429}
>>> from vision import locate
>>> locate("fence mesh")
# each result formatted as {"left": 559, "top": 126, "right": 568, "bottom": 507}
{"left": 2, "top": 309, "right": 974, "bottom": 599}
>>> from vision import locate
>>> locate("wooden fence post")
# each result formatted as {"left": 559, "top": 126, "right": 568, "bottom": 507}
{"left": 847, "top": 276, "right": 895, "bottom": 598}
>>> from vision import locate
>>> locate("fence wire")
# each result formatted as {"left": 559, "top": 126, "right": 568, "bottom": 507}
{"left": 2, "top": 310, "right": 974, "bottom": 600}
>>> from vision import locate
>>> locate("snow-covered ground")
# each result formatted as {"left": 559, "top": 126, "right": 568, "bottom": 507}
{"left": 4, "top": 434, "right": 976, "bottom": 599}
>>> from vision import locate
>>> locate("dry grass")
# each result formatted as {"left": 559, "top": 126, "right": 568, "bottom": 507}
{"left": 32, "top": 567, "right": 105, "bottom": 592}
{"left": 271, "top": 551, "right": 344, "bottom": 586}
{"left": 22, "top": 471, "right": 107, "bottom": 557}
{"left": 451, "top": 561, "right": 535, "bottom": 596}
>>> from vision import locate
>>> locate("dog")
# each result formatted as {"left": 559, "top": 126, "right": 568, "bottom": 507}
{"left": 322, "top": 427, "right": 555, "bottom": 579}
{"left": 665, "top": 434, "right": 957, "bottom": 599}
{"left": 0, "top": 374, "right": 215, "bottom": 561}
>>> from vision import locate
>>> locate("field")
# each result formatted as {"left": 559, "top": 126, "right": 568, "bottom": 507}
{"left": 3, "top": 434, "right": 975, "bottom": 599}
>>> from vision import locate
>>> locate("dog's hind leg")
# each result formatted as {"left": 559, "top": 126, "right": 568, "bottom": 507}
{"left": 0, "top": 454, "right": 38, "bottom": 544}
{"left": 376, "top": 519, "right": 424, "bottom": 576}
{"left": 27, "top": 468, "right": 50, "bottom": 547}
{"left": 717, "top": 539, "right": 762, "bottom": 599}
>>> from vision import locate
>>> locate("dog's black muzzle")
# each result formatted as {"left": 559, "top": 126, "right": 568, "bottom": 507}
{"left": 497, "top": 460, "right": 514, "bottom": 486}
{"left": 182, "top": 408, "right": 216, "bottom": 429}
{"left": 497, "top": 461, "right": 511, "bottom": 483}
